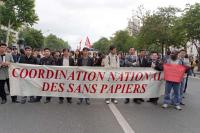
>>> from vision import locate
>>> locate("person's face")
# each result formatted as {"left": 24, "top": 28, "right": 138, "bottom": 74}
{"left": 44, "top": 50, "right": 50, "bottom": 57}
{"left": 82, "top": 50, "right": 88, "bottom": 56}
{"left": 179, "top": 51, "right": 186, "bottom": 58}
{"left": 33, "top": 52, "right": 37, "bottom": 58}
{"left": 54, "top": 52, "right": 60, "bottom": 58}
{"left": 6, "top": 48, "right": 12, "bottom": 53}
{"left": 151, "top": 53, "right": 158, "bottom": 60}
{"left": 0, "top": 45, "right": 6, "bottom": 53}
{"left": 93, "top": 52, "right": 97, "bottom": 58}
{"left": 25, "top": 49, "right": 32, "bottom": 56}
{"left": 13, "top": 49, "right": 18, "bottom": 54}
{"left": 129, "top": 48, "right": 135, "bottom": 55}
{"left": 111, "top": 48, "right": 117, "bottom": 54}
{"left": 63, "top": 50, "right": 69, "bottom": 57}
{"left": 140, "top": 51, "right": 146, "bottom": 57}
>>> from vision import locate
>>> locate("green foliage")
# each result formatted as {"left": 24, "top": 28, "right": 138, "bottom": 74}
{"left": 0, "top": 0, "right": 38, "bottom": 29}
{"left": 19, "top": 27, "right": 44, "bottom": 48}
{"left": 92, "top": 37, "right": 110, "bottom": 54}
{"left": 111, "top": 30, "right": 136, "bottom": 52}
{"left": 182, "top": 3, "right": 200, "bottom": 42}
{"left": 137, "top": 6, "right": 182, "bottom": 52}
{"left": 44, "top": 34, "right": 70, "bottom": 51}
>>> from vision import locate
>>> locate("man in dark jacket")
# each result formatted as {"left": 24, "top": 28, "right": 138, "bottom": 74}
{"left": 57, "top": 48, "right": 75, "bottom": 104}
{"left": 19, "top": 46, "right": 38, "bottom": 104}
{"left": 34, "top": 48, "right": 55, "bottom": 104}
{"left": 146, "top": 51, "right": 163, "bottom": 104}
{"left": 77, "top": 47, "right": 93, "bottom": 105}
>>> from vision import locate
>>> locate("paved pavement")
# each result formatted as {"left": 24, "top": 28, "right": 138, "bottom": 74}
{"left": 0, "top": 77, "right": 200, "bottom": 133}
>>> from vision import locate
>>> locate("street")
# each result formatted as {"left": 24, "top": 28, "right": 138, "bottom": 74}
{"left": 0, "top": 77, "right": 199, "bottom": 133}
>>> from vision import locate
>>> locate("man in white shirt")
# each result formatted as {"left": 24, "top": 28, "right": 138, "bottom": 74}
{"left": 104, "top": 45, "right": 120, "bottom": 104}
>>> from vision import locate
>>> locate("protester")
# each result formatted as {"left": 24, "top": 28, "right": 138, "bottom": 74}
{"left": 34, "top": 48, "right": 55, "bottom": 103}
{"left": 77, "top": 47, "right": 93, "bottom": 105}
{"left": 104, "top": 45, "right": 119, "bottom": 104}
{"left": 146, "top": 51, "right": 163, "bottom": 105}
{"left": 124, "top": 48, "right": 142, "bottom": 104}
{"left": 19, "top": 46, "right": 38, "bottom": 104}
{"left": 118, "top": 51, "right": 125, "bottom": 67}
{"left": 162, "top": 51, "right": 183, "bottom": 110}
{"left": 0, "top": 43, "right": 17, "bottom": 104}
{"left": 12, "top": 47, "right": 20, "bottom": 63}
{"left": 57, "top": 48, "right": 75, "bottom": 104}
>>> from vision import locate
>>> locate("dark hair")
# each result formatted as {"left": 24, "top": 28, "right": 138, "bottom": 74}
{"left": 63, "top": 48, "right": 69, "bottom": 53}
{"left": 0, "top": 43, "right": 7, "bottom": 47}
{"left": 82, "top": 47, "right": 89, "bottom": 51}
{"left": 25, "top": 46, "right": 32, "bottom": 50}
{"left": 151, "top": 51, "right": 158, "bottom": 55}
{"left": 20, "top": 49, "right": 25, "bottom": 55}
{"left": 44, "top": 48, "right": 50, "bottom": 51}
{"left": 7, "top": 46, "right": 12, "bottom": 50}
{"left": 140, "top": 49, "right": 145, "bottom": 52}
{"left": 109, "top": 45, "right": 116, "bottom": 51}
{"left": 179, "top": 49, "right": 186, "bottom": 53}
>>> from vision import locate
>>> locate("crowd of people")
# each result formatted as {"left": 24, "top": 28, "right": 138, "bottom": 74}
{"left": 0, "top": 42, "right": 198, "bottom": 110}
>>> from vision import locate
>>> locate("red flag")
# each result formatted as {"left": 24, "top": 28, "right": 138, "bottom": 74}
{"left": 85, "top": 36, "right": 92, "bottom": 48}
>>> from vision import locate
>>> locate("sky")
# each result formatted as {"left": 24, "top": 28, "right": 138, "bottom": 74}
{"left": 34, "top": 0, "right": 199, "bottom": 49}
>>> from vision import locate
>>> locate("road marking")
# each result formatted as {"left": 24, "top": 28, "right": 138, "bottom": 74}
{"left": 108, "top": 103, "right": 135, "bottom": 133}
{"left": 189, "top": 76, "right": 200, "bottom": 80}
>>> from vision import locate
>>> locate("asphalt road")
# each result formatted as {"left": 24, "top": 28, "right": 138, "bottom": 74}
{"left": 0, "top": 77, "right": 199, "bottom": 133}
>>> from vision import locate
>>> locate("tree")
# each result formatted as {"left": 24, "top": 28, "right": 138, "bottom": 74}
{"left": 182, "top": 3, "right": 200, "bottom": 71}
{"left": 137, "top": 7, "right": 181, "bottom": 56}
{"left": 0, "top": 0, "right": 38, "bottom": 45}
{"left": 19, "top": 27, "right": 44, "bottom": 48}
{"left": 92, "top": 37, "right": 110, "bottom": 54}
{"left": 111, "top": 30, "right": 136, "bottom": 52}
{"left": 45, "top": 34, "right": 70, "bottom": 51}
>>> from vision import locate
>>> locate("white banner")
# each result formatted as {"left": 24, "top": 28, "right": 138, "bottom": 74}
{"left": 9, "top": 63, "right": 164, "bottom": 98}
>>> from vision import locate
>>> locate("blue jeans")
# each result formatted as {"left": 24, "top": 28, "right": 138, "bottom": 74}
{"left": 179, "top": 78, "right": 186, "bottom": 103}
{"left": 164, "top": 81, "right": 181, "bottom": 106}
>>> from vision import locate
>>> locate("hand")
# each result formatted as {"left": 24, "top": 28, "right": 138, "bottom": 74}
{"left": 1, "top": 62, "right": 10, "bottom": 67}
{"left": 151, "top": 64, "right": 156, "bottom": 68}
{"left": 132, "top": 62, "right": 137, "bottom": 66}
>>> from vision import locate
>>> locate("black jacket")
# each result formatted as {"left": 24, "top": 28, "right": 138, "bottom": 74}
{"left": 147, "top": 59, "right": 163, "bottom": 71}
{"left": 40, "top": 56, "right": 55, "bottom": 65}
{"left": 19, "top": 55, "right": 37, "bottom": 65}
{"left": 138, "top": 56, "right": 148, "bottom": 67}
{"left": 77, "top": 57, "right": 93, "bottom": 66}
{"left": 57, "top": 57, "right": 75, "bottom": 66}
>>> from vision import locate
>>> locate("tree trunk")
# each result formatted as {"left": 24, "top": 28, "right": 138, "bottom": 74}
{"left": 6, "top": 20, "right": 11, "bottom": 46}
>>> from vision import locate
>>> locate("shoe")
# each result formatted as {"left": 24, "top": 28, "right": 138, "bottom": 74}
{"left": 86, "top": 100, "right": 90, "bottom": 105}
{"left": 113, "top": 100, "right": 118, "bottom": 104}
{"left": 162, "top": 104, "right": 168, "bottom": 108}
{"left": 147, "top": 100, "right": 152, "bottom": 102}
{"left": 180, "top": 102, "right": 185, "bottom": 106}
{"left": 67, "top": 100, "right": 72, "bottom": 104}
{"left": 44, "top": 100, "right": 50, "bottom": 104}
{"left": 175, "top": 105, "right": 182, "bottom": 110}
{"left": 59, "top": 100, "right": 63, "bottom": 104}
{"left": 139, "top": 99, "right": 145, "bottom": 102}
{"left": 77, "top": 101, "right": 82, "bottom": 105}
{"left": 28, "top": 99, "right": 36, "bottom": 103}
{"left": 124, "top": 99, "right": 130, "bottom": 104}
{"left": 134, "top": 100, "right": 141, "bottom": 104}
{"left": 21, "top": 100, "right": 26, "bottom": 104}
{"left": 1, "top": 100, "right": 7, "bottom": 104}
{"left": 106, "top": 100, "right": 110, "bottom": 104}
{"left": 12, "top": 100, "right": 20, "bottom": 103}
